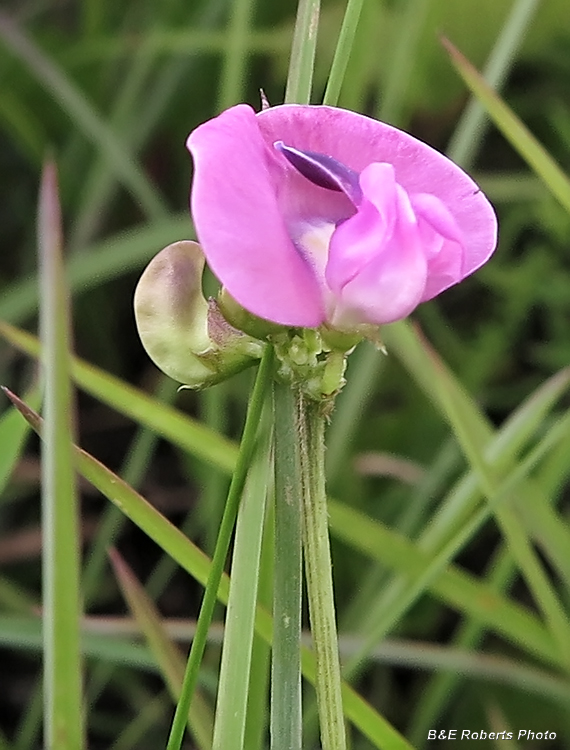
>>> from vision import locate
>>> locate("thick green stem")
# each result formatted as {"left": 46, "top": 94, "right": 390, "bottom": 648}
{"left": 271, "top": 381, "right": 303, "bottom": 750}
{"left": 298, "top": 392, "right": 347, "bottom": 750}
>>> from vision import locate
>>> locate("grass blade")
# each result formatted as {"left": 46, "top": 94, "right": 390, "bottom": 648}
{"left": 415, "top": 341, "right": 570, "bottom": 666}
{"left": 0, "top": 216, "right": 190, "bottom": 325}
{"left": 0, "top": 321, "right": 238, "bottom": 473}
{"left": 446, "top": 0, "right": 542, "bottom": 169}
{"left": 212, "top": 419, "right": 271, "bottom": 750}
{"left": 217, "top": 0, "right": 257, "bottom": 109}
{"left": 244, "top": 508, "right": 273, "bottom": 750}
{"left": 0, "top": 386, "right": 42, "bottom": 495}
{"left": 442, "top": 36, "right": 570, "bottom": 214}
{"left": 376, "top": 0, "right": 431, "bottom": 124}
{"left": 109, "top": 550, "right": 213, "bottom": 750}
{"left": 328, "top": 498, "right": 557, "bottom": 666}
{"left": 0, "top": 14, "right": 167, "bottom": 220}
{"left": 322, "top": 0, "right": 365, "bottom": 106}
{"left": 384, "top": 322, "right": 570, "bottom": 662}
{"left": 37, "top": 161, "right": 84, "bottom": 749}
{"left": 285, "top": 0, "right": 321, "bottom": 104}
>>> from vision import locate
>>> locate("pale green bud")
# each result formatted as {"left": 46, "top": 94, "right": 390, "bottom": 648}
{"left": 218, "top": 288, "right": 286, "bottom": 340}
{"left": 134, "top": 241, "right": 264, "bottom": 388}
{"left": 272, "top": 329, "right": 348, "bottom": 401}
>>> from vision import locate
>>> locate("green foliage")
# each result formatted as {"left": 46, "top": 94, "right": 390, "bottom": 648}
{"left": 1, "top": 0, "right": 570, "bottom": 748}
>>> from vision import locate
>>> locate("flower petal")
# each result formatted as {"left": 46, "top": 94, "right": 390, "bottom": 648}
{"left": 187, "top": 105, "right": 325, "bottom": 327}
{"left": 273, "top": 141, "right": 362, "bottom": 204}
{"left": 410, "top": 192, "right": 466, "bottom": 300}
{"left": 257, "top": 105, "right": 497, "bottom": 287}
{"left": 326, "top": 163, "right": 400, "bottom": 294}
{"left": 326, "top": 163, "right": 428, "bottom": 326}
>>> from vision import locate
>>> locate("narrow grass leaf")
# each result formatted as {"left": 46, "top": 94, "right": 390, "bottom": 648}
{"left": 514, "top": 489, "right": 570, "bottom": 589}
{"left": 0, "top": 216, "right": 190, "bottom": 324}
{"left": 217, "top": 0, "right": 257, "bottom": 109}
{"left": 446, "top": 0, "right": 542, "bottom": 169}
{"left": 0, "top": 321, "right": 237, "bottom": 473}
{"left": 418, "top": 340, "right": 570, "bottom": 666}
{"left": 109, "top": 550, "right": 213, "bottom": 750}
{"left": 327, "top": 499, "right": 557, "bottom": 666}
{"left": 407, "top": 376, "right": 570, "bottom": 738}
{"left": 336, "top": 399, "right": 570, "bottom": 684}
{"left": 0, "top": 386, "right": 41, "bottom": 496}
{"left": 0, "top": 614, "right": 155, "bottom": 670}
{"left": 442, "top": 36, "right": 570, "bottom": 214}
{"left": 376, "top": 0, "right": 431, "bottom": 124}
{"left": 0, "top": 14, "right": 167, "bottom": 219}
{"left": 386, "top": 322, "right": 570, "bottom": 664}
{"left": 245, "top": 506, "right": 273, "bottom": 750}
{"left": 9, "top": 613, "right": 567, "bottom": 723}
{"left": 68, "top": 37, "right": 158, "bottom": 249}
{"left": 323, "top": 0, "right": 365, "bottom": 106}
{"left": 373, "top": 640, "right": 570, "bottom": 707}
{"left": 386, "top": 322, "right": 570, "bottom": 585}
{"left": 488, "top": 367, "right": 570, "bottom": 464}
{"left": 383, "top": 321, "right": 490, "bottom": 451}
{"left": 285, "top": 0, "right": 321, "bottom": 104}
{"left": 37, "top": 162, "right": 84, "bottom": 749}
{"left": 343, "top": 414, "right": 570, "bottom": 679}
{"left": 82, "top": 376, "right": 179, "bottom": 605}
{"left": 212, "top": 422, "right": 271, "bottom": 750}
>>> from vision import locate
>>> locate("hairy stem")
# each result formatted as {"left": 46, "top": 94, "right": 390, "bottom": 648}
{"left": 298, "top": 392, "right": 346, "bottom": 750}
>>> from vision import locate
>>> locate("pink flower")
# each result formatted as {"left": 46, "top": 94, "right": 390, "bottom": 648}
{"left": 186, "top": 104, "right": 497, "bottom": 330}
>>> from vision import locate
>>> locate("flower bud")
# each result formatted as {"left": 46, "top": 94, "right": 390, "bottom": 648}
{"left": 218, "top": 287, "right": 285, "bottom": 340}
{"left": 134, "top": 241, "right": 264, "bottom": 388}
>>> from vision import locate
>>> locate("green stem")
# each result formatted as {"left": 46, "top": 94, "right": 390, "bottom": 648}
{"left": 298, "top": 392, "right": 347, "bottom": 750}
{"left": 166, "top": 347, "right": 273, "bottom": 750}
{"left": 271, "top": 381, "right": 303, "bottom": 750}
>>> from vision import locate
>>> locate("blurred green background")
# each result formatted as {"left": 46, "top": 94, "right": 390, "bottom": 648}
{"left": 1, "top": 0, "right": 570, "bottom": 748}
